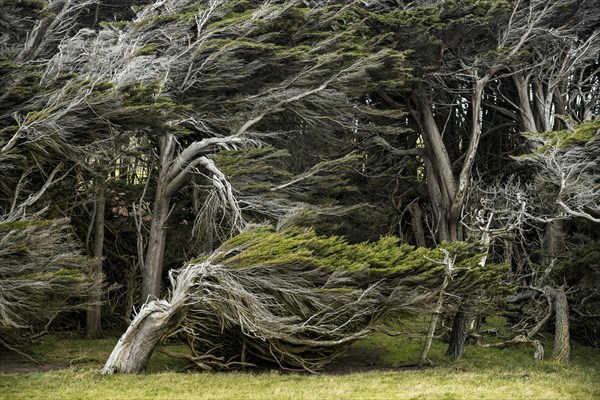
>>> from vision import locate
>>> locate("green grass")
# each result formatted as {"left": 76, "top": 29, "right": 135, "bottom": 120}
{"left": 0, "top": 329, "right": 599, "bottom": 400}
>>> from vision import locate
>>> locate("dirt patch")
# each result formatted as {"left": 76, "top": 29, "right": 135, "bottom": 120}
{"left": 325, "top": 344, "right": 395, "bottom": 374}
{"left": 0, "top": 349, "right": 62, "bottom": 374}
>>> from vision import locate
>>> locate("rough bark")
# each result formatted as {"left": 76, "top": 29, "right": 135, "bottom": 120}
{"left": 101, "top": 300, "right": 189, "bottom": 373}
{"left": 543, "top": 219, "right": 564, "bottom": 258}
{"left": 86, "top": 191, "right": 105, "bottom": 339}
{"left": 446, "top": 304, "right": 472, "bottom": 359}
{"left": 141, "top": 192, "right": 171, "bottom": 302}
{"left": 551, "top": 287, "right": 570, "bottom": 363}
{"left": 408, "top": 202, "right": 426, "bottom": 248}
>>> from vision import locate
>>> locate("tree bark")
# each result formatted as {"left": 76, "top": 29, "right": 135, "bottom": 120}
{"left": 418, "top": 273, "right": 449, "bottom": 367}
{"left": 543, "top": 219, "right": 564, "bottom": 258}
{"left": 551, "top": 287, "right": 570, "bottom": 363}
{"left": 141, "top": 135, "right": 175, "bottom": 302}
{"left": 408, "top": 202, "right": 426, "bottom": 248}
{"left": 141, "top": 192, "right": 171, "bottom": 302}
{"left": 101, "top": 300, "right": 189, "bottom": 373}
{"left": 446, "top": 304, "right": 472, "bottom": 359}
{"left": 86, "top": 190, "right": 105, "bottom": 339}
{"left": 513, "top": 72, "right": 539, "bottom": 133}
{"left": 410, "top": 93, "right": 456, "bottom": 243}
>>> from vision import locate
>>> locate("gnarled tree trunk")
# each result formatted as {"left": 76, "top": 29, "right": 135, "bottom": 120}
{"left": 101, "top": 299, "right": 189, "bottom": 373}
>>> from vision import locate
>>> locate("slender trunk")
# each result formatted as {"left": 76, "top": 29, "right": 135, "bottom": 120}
{"left": 141, "top": 135, "right": 176, "bottom": 303}
{"left": 86, "top": 190, "right": 105, "bottom": 339}
{"left": 422, "top": 154, "right": 451, "bottom": 242}
{"left": 408, "top": 202, "right": 426, "bottom": 248}
{"left": 543, "top": 219, "right": 564, "bottom": 258}
{"left": 551, "top": 287, "right": 570, "bottom": 363}
{"left": 532, "top": 80, "right": 548, "bottom": 132}
{"left": 410, "top": 93, "right": 457, "bottom": 243}
{"left": 448, "top": 74, "right": 492, "bottom": 241}
{"left": 418, "top": 273, "right": 449, "bottom": 367}
{"left": 446, "top": 304, "right": 472, "bottom": 359}
{"left": 553, "top": 89, "right": 566, "bottom": 130}
{"left": 141, "top": 192, "right": 170, "bottom": 302}
{"left": 513, "top": 73, "right": 538, "bottom": 133}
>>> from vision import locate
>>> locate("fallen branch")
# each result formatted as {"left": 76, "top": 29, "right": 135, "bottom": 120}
{"left": 480, "top": 335, "right": 544, "bottom": 361}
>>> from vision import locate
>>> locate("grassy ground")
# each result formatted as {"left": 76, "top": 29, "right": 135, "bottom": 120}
{"left": 1, "top": 327, "right": 599, "bottom": 400}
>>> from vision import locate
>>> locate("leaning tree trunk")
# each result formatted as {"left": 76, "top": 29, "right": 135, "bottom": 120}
{"left": 551, "top": 287, "right": 570, "bottom": 363}
{"left": 419, "top": 249, "right": 455, "bottom": 368}
{"left": 101, "top": 299, "right": 189, "bottom": 373}
{"left": 141, "top": 135, "right": 176, "bottom": 303}
{"left": 103, "top": 260, "right": 206, "bottom": 374}
{"left": 418, "top": 271, "right": 450, "bottom": 367}
{"left": 446, "top": 304, "right": 472, "bottom": 359}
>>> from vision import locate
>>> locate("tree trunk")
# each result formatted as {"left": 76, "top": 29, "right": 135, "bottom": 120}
{"left": 543, "top": 219, "right": 564, "bottom": 258}
{"left": 551, "top": 287, "right": 570, "bottom": 363}
{"left": 86, "top": 190, "right": 105, "bottom": 339}
{"left": 418, "top": 273, "right": 449, "bottom": 367}
{"left": 101, "top": 300, "right": 189, "bottom": 373}
{"left": 410, "top": 93, "right": 457, "bottom": 243}
{"left": 141, "top": 135, "right": 176, "bottom": 303}
{"left": 408, "top": 202, "right": 426, "bottom": 248}
{"left": 446, "top": 304, "right": 472, "bottom": 359}
{"left": 513, "top": 72, "right": 539, "bottom": 133}
{"left": 447, "top": 74, "right": 492, "bottom": 242}
{"left": 141, "top": 193, "right": 170, "bottom": 302}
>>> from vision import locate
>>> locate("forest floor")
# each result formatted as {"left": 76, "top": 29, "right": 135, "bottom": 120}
{"left": 0, "top": 333, "right": 388, "bottom": 375}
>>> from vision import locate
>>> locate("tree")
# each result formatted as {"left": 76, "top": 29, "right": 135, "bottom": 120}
{"left": 40, "top": 0, "right": 409, "bottom": 302}
{"left": 0, "top": 181, "right": 101, "bottom": 353}
{"left": 102, "top": 227, "right": 508, "bottom": 373}
{"left": 365, "top": 0, "right": 599, "bottom": 360}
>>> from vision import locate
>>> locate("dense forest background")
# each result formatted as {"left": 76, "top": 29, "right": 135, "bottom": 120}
{"left": 1, "top": 0, "right": 598, "bottom": 373}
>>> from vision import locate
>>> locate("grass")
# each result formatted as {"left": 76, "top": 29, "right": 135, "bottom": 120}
{"left": 0, "top": 324, "right": 599, "bottom": 400}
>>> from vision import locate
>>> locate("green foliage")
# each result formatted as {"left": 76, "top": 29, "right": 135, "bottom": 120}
{"left": 3, "top": 70, "right": 44, "bottom": 103}
{"left": 537, "top": 119, "right": 600, "bottom": 148}
{"left": 18, "top": 268, "right": 87, "bottom": 282}
{"left": 213, "top": 148, "right": 292, "bottom": 194}
{"left": 212, "top": 227, "right": 510, "bottom": 297}
{"left": 0, "top": 219, "right": 53, "bottom": 233}
{"left": 133, "top": 43, "right": 159, "bottom": 57}
{"left": 119, "top": 80, "right": 170, "bottom": 106}
{"left": 0, "top": 218, "right": 100, "bottom": 333}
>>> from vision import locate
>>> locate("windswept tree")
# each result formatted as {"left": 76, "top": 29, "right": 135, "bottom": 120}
{"left": 0, "top": 218, "right": 101, "bottom": 351}
{"left": 41, "top": 0, "right": 409, "bottom": 302}
{"left": 101, "top": 227, "right": 509, "bottom": 373}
